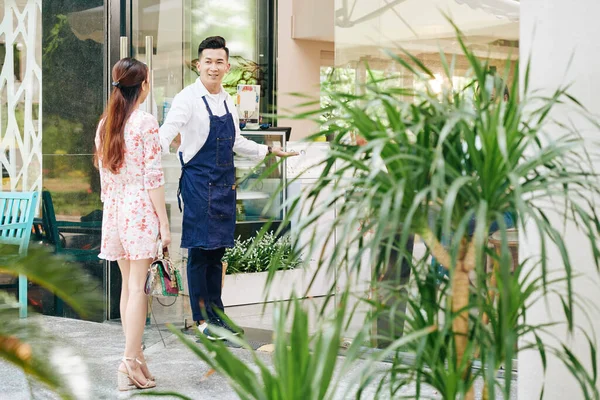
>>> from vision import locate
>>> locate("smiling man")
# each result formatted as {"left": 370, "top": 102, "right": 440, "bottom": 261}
{"left": 159, "top": 36, "right": 296, "bottom": 340}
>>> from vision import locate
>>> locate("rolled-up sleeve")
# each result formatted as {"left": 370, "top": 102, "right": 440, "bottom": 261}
{"left": 159, "top": 92, "right": 191, "bottom": 153}
{"left": 142, "top": 115, "right": 165, "bottom": 190}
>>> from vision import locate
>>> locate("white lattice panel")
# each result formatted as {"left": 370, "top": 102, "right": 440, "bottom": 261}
{"left": 0, "top": 0, "right": 42, "bottom": 197}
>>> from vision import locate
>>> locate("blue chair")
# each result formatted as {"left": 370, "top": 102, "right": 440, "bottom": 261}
{"left": 0, "top": 191, "right": 39, "bottom": 318}
{"left": 39, "top": 190, "right": 102, "bottom": 316}
{"left": 40, "top": 190, "right": 101, "bottom": 261}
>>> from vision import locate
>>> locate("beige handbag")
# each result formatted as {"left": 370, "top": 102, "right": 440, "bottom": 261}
{"left": 144, "top": 241, "right": 183, "bottom": 297}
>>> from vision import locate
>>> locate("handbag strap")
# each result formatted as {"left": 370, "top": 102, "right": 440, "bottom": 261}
{"left": 148, "top": 298, "right": 168, "bottom": 348}
{"left": 156, "top": 239, "right": 169, "bottom": 259}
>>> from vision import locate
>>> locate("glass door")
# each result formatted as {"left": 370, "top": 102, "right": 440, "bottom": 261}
{"left": 127, "top": 0, "right": 276, "bottom": 122}
{"left": 125, "top": 0, "right": 277, "bottom": 255}
{"left": 106, "top": 0, "right": 276, "bottom": 320}
{"left": 130, "top": 1, "right": 187, "bottom": 288}
{"left": 130, "top": 0, "right": 185, "bottom": 124}
{"left": 107, "top": 0, "right": 188, "bottom": 321}
{"left": 126, "top": 0, "right": 278, "bottom": 248}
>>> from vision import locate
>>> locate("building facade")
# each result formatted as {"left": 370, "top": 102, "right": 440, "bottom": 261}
{"left": 0, "top": 0, "right": 520, "bottom": 315}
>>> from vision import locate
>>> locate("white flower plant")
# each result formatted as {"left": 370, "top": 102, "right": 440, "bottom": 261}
{"left": 223, "top": 232, "right": 301, "bottom": 274}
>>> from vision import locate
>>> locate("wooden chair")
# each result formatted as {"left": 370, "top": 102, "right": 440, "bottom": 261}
{"left": 0, "top": 191, "right": 39, "bottom": 318}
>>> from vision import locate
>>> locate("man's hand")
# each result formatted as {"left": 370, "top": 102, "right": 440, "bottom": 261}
{"left": 271, "top": 147, "right": 299, "bottom": 158}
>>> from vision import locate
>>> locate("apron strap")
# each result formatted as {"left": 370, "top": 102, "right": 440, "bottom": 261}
{"left": 201, "top": 96, "right": 213, "bottom": 117}
{"left": 223, "top": 100, "right": 230, "bottom": 114}
{"left": 177, "top": 151, "right": 185, "bottom": 212}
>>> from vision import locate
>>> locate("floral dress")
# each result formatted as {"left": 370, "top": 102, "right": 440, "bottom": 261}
{"left": 95, "top": 109, "right": 165, "bottom": 261}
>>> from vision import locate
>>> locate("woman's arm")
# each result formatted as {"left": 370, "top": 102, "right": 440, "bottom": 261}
{"left": 94, "top": 122, "right": 107, "bottom": 203}
{"left": 142, "top": 114, "right": 171, "bottom": 247}
{"left": 147, "top": 186, "right": 171, "bottom": 247}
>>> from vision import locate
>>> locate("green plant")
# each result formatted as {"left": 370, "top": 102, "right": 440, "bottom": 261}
{"left": 223, "top": 232, "right": 301, "bottom": 274}
{"left": 320, "top": 66, "right": 356, "bottom": 128}
{"left": 149, "top": 23, "right": 600, "bottom": 400}
{"left": 151, "top": 295, "right": 433, "bottom": 400}
{"left": 0, "top": 245, "right": 103, "bottom": 399}
{"left": 260, "top": 23, "right": 599, "bottom": 399}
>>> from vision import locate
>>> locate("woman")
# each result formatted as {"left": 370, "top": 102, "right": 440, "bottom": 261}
{"left": 94, "top": 58, "right": 171, "bottom": 390}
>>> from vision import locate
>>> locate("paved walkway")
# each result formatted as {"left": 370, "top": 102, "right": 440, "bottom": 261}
{"left": 0, "top": 315, "right": 516, "bottom": 399}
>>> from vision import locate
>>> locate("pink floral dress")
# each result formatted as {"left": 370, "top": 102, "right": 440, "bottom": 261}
{"left": 95, "top": 109, "right": 165, "bottom": 261}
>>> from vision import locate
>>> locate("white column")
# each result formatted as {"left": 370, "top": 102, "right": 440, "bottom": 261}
{"left": 520, "top": 1, "right": 600, "bottom": 398}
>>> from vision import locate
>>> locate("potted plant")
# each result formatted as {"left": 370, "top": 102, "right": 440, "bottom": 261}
{"left": 222, "top": 232, "right": 304, "bottom": 306}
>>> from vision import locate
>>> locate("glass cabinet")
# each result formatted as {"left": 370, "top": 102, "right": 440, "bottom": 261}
{"left": 234, "top": 130, "right": 288, "bottom": 240}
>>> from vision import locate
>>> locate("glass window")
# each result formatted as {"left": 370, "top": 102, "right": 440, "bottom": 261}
{"left": 131, "top": 0, "right": 275, "bottom": 124}
{"left": 186, "top": 0, "right": 276, "bottom": 118}
{"left": 42, "top": 1, "right": 104, "bottom": 218}
{"left": 334, "top": 0, "right": 519, "bottom": 94}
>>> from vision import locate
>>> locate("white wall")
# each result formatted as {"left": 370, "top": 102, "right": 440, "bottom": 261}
{"left": 519, "top": 1, "right": 600, "bottom": 398}
{"left": 277, "top": 0, "right": 334, "bottom": 140}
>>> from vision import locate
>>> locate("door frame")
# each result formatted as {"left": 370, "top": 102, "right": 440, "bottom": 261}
{"left": 106, "top": 0, "right": 130, "bottom": 104}
{"left": 104, "top": 0, "right": 130, "bottom": 320}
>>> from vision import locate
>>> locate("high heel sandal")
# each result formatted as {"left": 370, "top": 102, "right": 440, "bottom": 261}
{"left": 128, "top": 346, "right": 155, "bottom": 387}
{"left": 117, "top": 357, "right": 156, "bottom": 391}
{"left": 137, "top": 348, "right": 155, "bottom": 382}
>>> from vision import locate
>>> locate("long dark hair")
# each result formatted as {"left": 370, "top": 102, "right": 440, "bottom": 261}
{"left": 95, "top": 58, "right": 148, "bottom": 173}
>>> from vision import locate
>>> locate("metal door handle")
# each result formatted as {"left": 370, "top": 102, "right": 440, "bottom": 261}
{"left": 145, "top": 36, "right": 154, "bottom": 115}
{"left": 120, "top": 36, "right": 128, "bottom": 59}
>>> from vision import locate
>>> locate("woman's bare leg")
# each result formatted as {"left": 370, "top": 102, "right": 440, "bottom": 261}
{"left": 118, "top": 259, "right": 153, "bottom": 380}
{"left": 117, "top": 259, "right": 130, "bottom": 336}
{"left": 118, "top": 258, "right": 152, "bottom": 385}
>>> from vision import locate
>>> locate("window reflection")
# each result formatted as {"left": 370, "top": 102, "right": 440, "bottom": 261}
{"left": 334, "top": 0, "right": 519, "bottom": 96}
{"left": 42, "top": 2, "right": 103, "bottom": 219}
{"left": 188, "top": 0, "right": 275, "bottom": 116}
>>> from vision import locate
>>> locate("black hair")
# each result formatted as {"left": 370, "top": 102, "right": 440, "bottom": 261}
{"left": 198, "top": 36, "right": 229, "bottom": 59}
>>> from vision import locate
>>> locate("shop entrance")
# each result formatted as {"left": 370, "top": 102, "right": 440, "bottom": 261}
{"left": 105, "top": 0, "right": 276, "bottom": 321}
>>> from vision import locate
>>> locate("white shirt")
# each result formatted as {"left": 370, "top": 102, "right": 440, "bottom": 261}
{"left": 159, "top": 78, "right": 268, "bottom": 163}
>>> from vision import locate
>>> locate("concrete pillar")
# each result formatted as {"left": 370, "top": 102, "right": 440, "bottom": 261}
{"left": 277, "top": 0, "right": 334, "bottom": 140}
{"left": 519, "top": 1, "right": 600, "bottom": 398}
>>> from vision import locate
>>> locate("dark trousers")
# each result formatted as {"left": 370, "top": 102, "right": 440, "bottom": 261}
{"left": 187, "top": 247, "right": 225, "bottom": 322}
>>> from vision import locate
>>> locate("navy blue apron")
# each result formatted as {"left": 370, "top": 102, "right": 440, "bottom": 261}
{"left": 177, "top": 96, "right": 236, "bottom": 249}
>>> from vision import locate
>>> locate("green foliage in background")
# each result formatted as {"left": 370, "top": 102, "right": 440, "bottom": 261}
{"left": 243, "top": 22, "right": 600, "bottom": 399}
{"left": 42, "top": 2, "right": 104, "bottom": 198}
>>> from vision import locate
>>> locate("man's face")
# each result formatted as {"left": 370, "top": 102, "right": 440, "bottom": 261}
{"left": 198, "top": 48, "right": 230, "bottom": 85}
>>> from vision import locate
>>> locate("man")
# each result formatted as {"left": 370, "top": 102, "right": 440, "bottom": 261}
{"left": 159, "top": 36, "right": 296, "bottom": 340}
